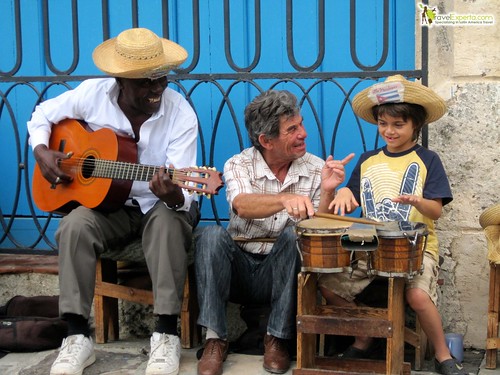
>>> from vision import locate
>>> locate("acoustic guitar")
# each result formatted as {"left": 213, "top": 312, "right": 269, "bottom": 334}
{"left": 32, "top": 119, "right": 224, "bottom": 214}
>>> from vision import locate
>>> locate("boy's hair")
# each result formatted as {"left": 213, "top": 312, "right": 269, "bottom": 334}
{"left": 372, "top": 103, "right": 427, "bottom": 141}
{"left": 244, "top": 90, "right": 300, "bottom": 151}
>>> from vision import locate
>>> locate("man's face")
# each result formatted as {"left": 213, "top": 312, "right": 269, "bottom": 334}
{"left": 270, "top": 114, "right": 308, "bottom": 161}
{"left": 118, "top": 76, "right": 168, "bottom": 115}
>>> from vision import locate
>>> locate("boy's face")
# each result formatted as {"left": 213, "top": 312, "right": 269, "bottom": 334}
{"left": 376, "top": 113, "right": 416, "bottom": 153}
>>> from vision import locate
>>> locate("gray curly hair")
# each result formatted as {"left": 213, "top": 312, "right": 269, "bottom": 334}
{"left": 244, "top": 90, "right": 300, "bottom": 151}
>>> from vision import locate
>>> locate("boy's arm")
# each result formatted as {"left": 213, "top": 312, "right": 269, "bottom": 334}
{"left": 392, "top": 195, "right": 443, "bottom": 220}
{"left": 328, "top": 187, "right": 360, "bottom": 216}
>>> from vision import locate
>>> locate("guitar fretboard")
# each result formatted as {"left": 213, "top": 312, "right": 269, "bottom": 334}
{"left": 86, "top": 158, "right": 175, "bottom": 182}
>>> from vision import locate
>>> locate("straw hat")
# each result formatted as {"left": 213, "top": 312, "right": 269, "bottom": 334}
{"left": 92, "top": 28, "right": 188, "bottom": 79}
{"left": 480, "top": 203, "right": 500, "bottom": 229}
{"left": 352, "top": 75, "right": 447, "bottom": 124}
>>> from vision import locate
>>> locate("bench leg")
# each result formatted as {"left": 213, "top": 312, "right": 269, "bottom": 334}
{"left": 181, "top": 264, "right": 201, "bottom": 348}
{"left": 94, "top": 258, "right": 119, "bottom": 344}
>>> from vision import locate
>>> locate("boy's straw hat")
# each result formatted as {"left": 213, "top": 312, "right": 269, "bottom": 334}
{"left": 352, "top": 75, "right": 447, "bottom": 124}
{"left": 92, "top": 28, "right": 187, "bottom": 79}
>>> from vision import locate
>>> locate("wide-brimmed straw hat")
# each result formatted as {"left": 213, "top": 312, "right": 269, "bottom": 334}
{"left": 352, "top": 75, "right": 447, "bottom": 124}
{"left": 92, "top": 28, "right": 188, "bottom": 79}
{"left": 480, "top": 203, "right": 500, "bottom": 229}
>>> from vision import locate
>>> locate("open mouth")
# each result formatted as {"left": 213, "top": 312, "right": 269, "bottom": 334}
{"left": 148, "top": 97, "right": 161, "bottom": 104}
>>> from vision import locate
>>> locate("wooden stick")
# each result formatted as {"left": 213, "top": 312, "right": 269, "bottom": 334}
{"left": 314, "top": 212, "right": 384, "bottom": 226}
{"left": 232, "top": 237, "right": 276, "bottom": 243}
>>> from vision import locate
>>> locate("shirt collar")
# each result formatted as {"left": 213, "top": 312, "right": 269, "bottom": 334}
{"left": 252, "top": 147, "right": 312, "bottom": 182}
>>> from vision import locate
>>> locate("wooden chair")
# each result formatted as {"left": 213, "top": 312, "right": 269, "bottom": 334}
{"left": 480, "top": 203, "right": 500, "bottom": 369}
{"left": 93, "top": 239, "right": 201, "bottom": 349}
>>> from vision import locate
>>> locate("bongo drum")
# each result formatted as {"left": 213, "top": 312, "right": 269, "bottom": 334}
{"left": 296, "top": 218, "right": 352, "bottom": 273}
{"left": 371, "top": 221, "right": 428, "bottom": 278}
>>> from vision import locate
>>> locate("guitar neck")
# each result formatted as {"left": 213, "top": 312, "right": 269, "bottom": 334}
{"left": 78, "top": 158, "right": 176, "bottom": 182}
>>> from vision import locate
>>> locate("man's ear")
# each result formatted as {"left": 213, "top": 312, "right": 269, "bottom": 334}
{"left": 258, "top": 134, "right": 273, "bottom": 150}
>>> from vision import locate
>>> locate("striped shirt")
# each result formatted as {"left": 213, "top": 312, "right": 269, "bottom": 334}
{"left": 225, "top": 147, "right": 325, "bottom": 254}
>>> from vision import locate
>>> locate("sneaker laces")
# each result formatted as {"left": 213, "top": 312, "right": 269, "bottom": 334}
{"left": 150, "top": 333, "right": 177, "bottom": 366}
{"left": 55, "top": 336, "right": 88, "bottom": 366}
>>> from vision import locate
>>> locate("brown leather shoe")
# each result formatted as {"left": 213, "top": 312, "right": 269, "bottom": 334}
{"left": 263, "top": 334, "right": 290, "bottom": 374}
{"left": 197, "top": 338, "right": 229, "bottom": 375}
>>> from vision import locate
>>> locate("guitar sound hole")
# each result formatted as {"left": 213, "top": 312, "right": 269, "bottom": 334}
{"left": 82, "top": 156, "right": 96, "bottom": 179}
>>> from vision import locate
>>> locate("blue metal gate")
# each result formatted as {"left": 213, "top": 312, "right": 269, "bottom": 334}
{"left": 0, "top": 0, "right": 426, "bottom": 252}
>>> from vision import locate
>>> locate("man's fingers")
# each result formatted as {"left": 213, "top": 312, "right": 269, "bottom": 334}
{"left": 340, "top": 153, "right": 355, "bottom": 166}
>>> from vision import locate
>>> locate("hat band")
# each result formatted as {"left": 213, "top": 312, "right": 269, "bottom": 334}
{"left": 115, "top": 46, "right": 163, "bottom": 61}
{"left": 368, "top": 81, "right": 405, "bottom": 105}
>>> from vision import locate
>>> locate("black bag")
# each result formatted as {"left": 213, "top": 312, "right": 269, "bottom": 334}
{"left": 0, "top": 295, "right": 68, "bottom": 352}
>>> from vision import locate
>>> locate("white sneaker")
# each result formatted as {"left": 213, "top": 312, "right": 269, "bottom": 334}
{"left": 146, "top": 332, "right": 181, "bottom": 375}
{"left": 50, "top": 334, "right": 96, "bottom": 375}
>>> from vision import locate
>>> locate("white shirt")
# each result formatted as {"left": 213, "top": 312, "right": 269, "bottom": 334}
{"left": 27, "top": 78, "right": 198, "bottom": 214}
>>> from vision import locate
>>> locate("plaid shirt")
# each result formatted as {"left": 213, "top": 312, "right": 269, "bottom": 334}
{"left": 225, "top": 147, "right": 324, "bottom": 254}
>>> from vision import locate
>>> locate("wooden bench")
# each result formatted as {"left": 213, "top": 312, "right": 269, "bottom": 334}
{"left": 0, "top": 253, "right": 59, "bottom": 275}
{"left": 0, "top": 251, "right": 200, "bottom": 349}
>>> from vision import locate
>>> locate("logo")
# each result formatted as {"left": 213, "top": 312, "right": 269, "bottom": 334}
{"left": 418, "top": 3, "right": 495, "bottom": 27}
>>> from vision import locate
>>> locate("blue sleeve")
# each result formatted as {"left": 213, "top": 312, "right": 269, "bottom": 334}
{"left": 418, "top": 148, "right": 453, "bottom": 206}
{"left": 346, "top": 152, "right": 373, "bottom": 204}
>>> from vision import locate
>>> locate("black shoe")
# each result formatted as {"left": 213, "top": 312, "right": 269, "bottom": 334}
{"left": 337, "top": 345, "right": 370, "bottom": 359}
{"left": 435, "top": 357, "right": 468, "bottom": 375}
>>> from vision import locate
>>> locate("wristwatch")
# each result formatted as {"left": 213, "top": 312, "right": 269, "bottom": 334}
{"left": 166, "top": 201, "right": 184, "bottom": 211}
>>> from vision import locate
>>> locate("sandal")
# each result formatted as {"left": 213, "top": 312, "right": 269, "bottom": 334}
{"left": 434, "top": 357, "right": 468, "bottom": 375}
{"left": 337, "top": 345, "right": 370, "bottom": 359}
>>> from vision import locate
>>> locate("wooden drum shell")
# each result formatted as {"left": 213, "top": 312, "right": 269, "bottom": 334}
{"left": 371, "top": 222, "right": 428, "bottom": 278}
{"left": 297, "top": 218, "right": 351, "bottom": 273}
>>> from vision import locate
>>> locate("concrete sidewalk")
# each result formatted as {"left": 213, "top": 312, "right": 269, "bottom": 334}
{"left": 0, "top": 338, "right": 498, "bottom": 375}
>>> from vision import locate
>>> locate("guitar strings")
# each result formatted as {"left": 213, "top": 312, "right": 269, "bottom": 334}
{"left": 56, "top": 157, "right": 211, "bottom": 192}
{"left": 59, "top": 157, "right": 195, "bottom": 179}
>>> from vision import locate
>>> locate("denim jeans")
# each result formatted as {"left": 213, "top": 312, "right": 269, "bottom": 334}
{"left": 194, "top": 225, "right": 300, "bottom": 340}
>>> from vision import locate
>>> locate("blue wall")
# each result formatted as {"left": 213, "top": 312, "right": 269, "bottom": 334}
{"left": 0, "top": 0, "right": 417, "bottom": 251}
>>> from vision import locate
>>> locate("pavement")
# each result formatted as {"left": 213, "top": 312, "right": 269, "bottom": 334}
{"left": 0, "top": 338, "right": 499, "bottom": 375}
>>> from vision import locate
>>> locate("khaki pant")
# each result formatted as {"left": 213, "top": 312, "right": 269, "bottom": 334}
{"left": 56, "top": 201, "right": 198, "bottom": 319}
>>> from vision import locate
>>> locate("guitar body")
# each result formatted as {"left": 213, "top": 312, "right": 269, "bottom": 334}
{"left": 32, "top": 119, "right": 136, "bottom": 214}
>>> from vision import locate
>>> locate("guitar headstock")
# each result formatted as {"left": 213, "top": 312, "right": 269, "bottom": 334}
{"left": 172, "top": 166, "right": 224, "bottom": 197}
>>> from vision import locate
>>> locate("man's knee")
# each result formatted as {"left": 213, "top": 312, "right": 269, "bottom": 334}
{"left": 194, "top": 225, "right": 228, "bottom": 260}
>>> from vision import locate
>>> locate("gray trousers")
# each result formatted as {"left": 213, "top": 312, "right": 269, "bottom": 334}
{"left": 55, "top": 201, "right": 198, "bottom": 319}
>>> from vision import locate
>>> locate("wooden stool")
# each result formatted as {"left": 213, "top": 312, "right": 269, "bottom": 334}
{"left": 94, "top": 257, "right": 201, "bottom": 349}
{"left": 480, "top": 203, "right": 500, "bottom": 369}
{"left": 294, "top": 272, "right": 411, "bottom": 375}
{"left": 486, "top": 262, "right": 500, "bottom": 369}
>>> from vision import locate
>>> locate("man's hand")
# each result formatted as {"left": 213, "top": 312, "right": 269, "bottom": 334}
{"left": 34, "top": 144, "right": 73, "bottom": 185}
{"left": 149, "top": 166, "right": 184, "bottom": 208}
{"left": 320, "top": 153, "right": 355, "bottom": 194}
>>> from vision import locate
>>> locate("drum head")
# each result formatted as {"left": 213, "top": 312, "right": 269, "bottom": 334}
{"left": 296, "top": 218, "right": 351, "bottom": 236}
{"left": 376, "top": 221, "right": 428, "bottom": 238}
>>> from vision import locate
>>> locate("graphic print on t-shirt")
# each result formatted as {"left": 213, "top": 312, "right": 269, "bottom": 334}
{"left": 362, "top": 162, "right": 420, "bottom": 221}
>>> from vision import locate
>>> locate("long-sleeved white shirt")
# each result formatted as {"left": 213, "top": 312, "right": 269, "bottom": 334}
{"left": 27, "top": 78, "right": 198, "bottom": 214}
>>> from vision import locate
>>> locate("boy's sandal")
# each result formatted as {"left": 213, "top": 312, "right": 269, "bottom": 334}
{"left": 337, "top": 345, "right": 370, "bottom": 359}
{"left": 434, "top": 357, "right": 468, "bottom": 375}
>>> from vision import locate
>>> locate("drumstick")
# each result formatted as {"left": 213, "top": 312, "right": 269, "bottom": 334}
{"left": 314, "top": 212, "right": 384, "bottom": 226}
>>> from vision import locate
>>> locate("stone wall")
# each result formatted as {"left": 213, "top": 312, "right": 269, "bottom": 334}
{"left": 422, "top": 0, "right": 499, "bottom": 349}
